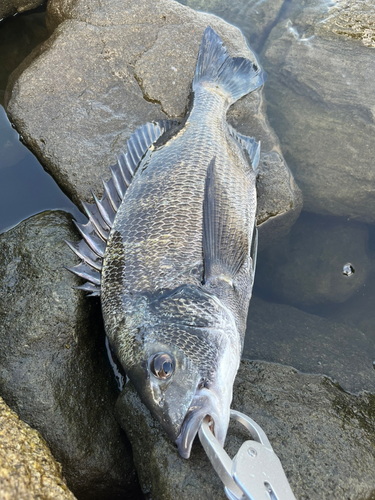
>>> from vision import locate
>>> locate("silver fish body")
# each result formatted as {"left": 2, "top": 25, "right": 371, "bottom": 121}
{"left": 66, "top": 26, "right": 266, "bottom": 458}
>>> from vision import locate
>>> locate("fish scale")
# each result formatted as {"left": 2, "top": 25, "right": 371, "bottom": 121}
{"left": 104, "top": 92, "right": 253, "bottom": 298}
{"left": 66, "top": 26, "right": 266, "bottom": 458}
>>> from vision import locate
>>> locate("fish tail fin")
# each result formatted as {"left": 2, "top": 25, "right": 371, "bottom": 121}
{"left": 193, "top": 26, "right": 266, "bottom": 104}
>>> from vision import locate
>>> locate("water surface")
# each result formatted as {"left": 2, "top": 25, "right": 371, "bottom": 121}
{"left": 0, "top": 7, "right": 85, "bottom": 233}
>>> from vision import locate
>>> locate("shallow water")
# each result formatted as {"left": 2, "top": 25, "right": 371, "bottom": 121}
{"left": 0, "top": 1, "right": 374, "bottom": 394}
{"left": 0, "top": 9, "right": 85, "bottom": 233}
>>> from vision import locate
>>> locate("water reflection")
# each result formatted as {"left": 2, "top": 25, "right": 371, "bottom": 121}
{"left": 0, "top": 7, "right": 85, "bottom": 233}
{"left": 0, "top": 106, "right": 85, "bottom": 233}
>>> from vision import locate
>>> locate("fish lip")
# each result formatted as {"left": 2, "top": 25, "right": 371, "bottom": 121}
{"left": 175, "top": 387, "right": 224, "bottom": 459}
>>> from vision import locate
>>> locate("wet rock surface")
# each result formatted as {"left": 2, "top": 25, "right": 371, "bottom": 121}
{"left": 261, "top": 0, "right": 375, "bottom": 223}
{"left": 177, "top": 0, "right": 285, "bottom": 53}
{"left": 0, "top": 8, "right": 49, "bottom": 105}
{"left": 116, "top": 384, "right": 226, "bottom": 500}
{"left": 244, "top": 296, "right": 375, "bottom": 394}
{"left": 5, "top": 0, "right": 301, "bottom": 242}
{"left": 0, "top": 0, "right": 44, "bottom": 20}
{"left": 117, "top": 360, "right": 375, "bottom": 500}
{"left": 255, "top": 213, "right": 371, "bottom": 307}
{"left": 0, "top": 211, "right": 140, "bottom": 500}
{"left": 0, "top": 396, "right": 77, "bottom": 500}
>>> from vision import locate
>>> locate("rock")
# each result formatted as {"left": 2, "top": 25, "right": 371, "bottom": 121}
{"left": 0, "top": 7, "right": 49, "bottom": 105}
{"left": 0, "top": 0, "right": 44, "bottom": 21}
{"left": 255, "top": 213, "right": 371, "bottom": 307}
{"left": 5, "top": 0, "right": 302, "bottom": 244}
{"left": 261, "top": 0, "right": 375, "bottom": 223}
{"left": 0, "top": 396, "right": 77, "bottom": 500}
{"left": 327, "top": 269, "right": 375, "bottom": 337}
{"left": 115, "top": 384, "right": 226, "bottom": 500}
{"left": 171, "top": 0, "right": 286, "bottom": 57}
{"left": 233, "top": 360, "right": 375, "bottom": 500}
{"left": 244, "top": 296, "right": 375, "bottom": 394}
{"left": 0, "top": 211, "right": 141, "bottom": 500}
{"left": 116, "top": 360, "right": 375, "bottom": 500}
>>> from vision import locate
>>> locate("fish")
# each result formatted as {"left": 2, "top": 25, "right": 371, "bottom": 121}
{"left": 66, "top": 26, "right": 266, "bottom": 458}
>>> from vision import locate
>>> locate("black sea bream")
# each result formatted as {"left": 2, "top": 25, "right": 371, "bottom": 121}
{"left": 66, "top": 26, "right": 266, "bottom": 458}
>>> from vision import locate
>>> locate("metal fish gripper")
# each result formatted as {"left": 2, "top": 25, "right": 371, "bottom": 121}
{"left": 199, "top": 410, "right": 297, "bottom": 500}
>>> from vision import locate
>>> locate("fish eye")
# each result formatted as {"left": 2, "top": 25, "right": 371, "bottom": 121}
{"left": 149, "top": 353, "right": 175, "bottom": 380}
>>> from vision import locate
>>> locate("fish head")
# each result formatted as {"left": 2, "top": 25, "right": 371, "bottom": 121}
{"left": 126, "top": 332, "right": 202, "bottom": 446}
{"left": 125, "top": 286, "right": 240, "bottom": 458}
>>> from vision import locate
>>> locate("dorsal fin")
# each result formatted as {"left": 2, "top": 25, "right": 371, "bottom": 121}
{"left": 66, "top": 120, "right": 177, "bottom": 296}
{"left": 202, "top": 157, "right": 248, "bottom": 286}
{"left": 228, "top": 124, "right": 260, "bottom": 174}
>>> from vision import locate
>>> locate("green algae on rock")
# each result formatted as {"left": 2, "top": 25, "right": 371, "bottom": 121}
{"left": 0, "top": 396, "right": 77, "bottom": 500}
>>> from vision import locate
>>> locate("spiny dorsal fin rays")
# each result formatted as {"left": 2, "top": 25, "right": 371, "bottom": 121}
{"left": 102, "top": 177, "right": 121, "bottom": 212}
{"left": 64, "top": 239, "right": 102, "bottom": 271}
{"left": 82, "top": 201, "right": 110, "bottom": 241}
{"left": 227, "top": 124, "right": 261, "bottom": 174}
{"left": 65, "top": 262, "right": 101, "bottom": 285}
{"left": 74, "top": 282, "right": 101, "bottom": 296}
{"left": 90, "top": 189, "right": 116, "bottom": 228}
{"left": 109, "top": 164, "right": 126, "bottom": 198}
{"left": 65, "top": 120, "right": 178, "bottom": 296}
{"left": 73, "top": 219, "right": 106, "bottom": 258}
{"left": 202, "top": 157, "right": 248, "bottom": 285}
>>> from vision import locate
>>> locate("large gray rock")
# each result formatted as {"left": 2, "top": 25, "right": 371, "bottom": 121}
{"left": 0, "top": 396, "right": 77, "bottom": 500}
{"left": 244, "top": 296, "right": 375, "bottom": 394}
{"left": 261, "top": 0, "right": 375, "bottom": 223}
{"left": 255, "top": 213, "right": 371, "bottom": 308}
{"left": 116, "top": 360, "right": 375, "bottom": 500}
{"left": 0, "top": 0, "right": 44, "bottom": 21}
{"left": 0, "top": 211, "right": 140, "bottom": 500}
{"left": 5, "top": 0, "right": 302, "bottom": 243}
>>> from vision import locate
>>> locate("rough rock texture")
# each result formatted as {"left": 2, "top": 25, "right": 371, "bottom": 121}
{"left": 0, "top": 211, "right": 140, "bottom": 500}
{"left": 0, "top": 0, "right": 44, "bottom": 20}
{"left": 255, "top": 213, "right": 371, "bottom": 307}
{"left": 0, "top": 397, "right": 77, "bottom": 500}
{"left": 117, "top": 360, "right": 375, "bottom": 500}
{"left": 5, "top": 0, "right": 302, "bottom": 243}
{"left": 261, "top": 0, "right": 375, "bottom": 223}
{"left": 244, "top": 296, "right": 375, "bottom": 394}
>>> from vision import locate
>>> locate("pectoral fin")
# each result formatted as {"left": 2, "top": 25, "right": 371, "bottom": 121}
{"left": 202, "top": 157, "right": 248, "bottom": 286}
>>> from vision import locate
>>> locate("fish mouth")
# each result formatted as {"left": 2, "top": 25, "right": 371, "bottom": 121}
{"left": 175, "top": 387, "right": 227, "bottom": 459}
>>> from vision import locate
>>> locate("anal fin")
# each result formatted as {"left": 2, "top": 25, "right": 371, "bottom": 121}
{"left": 202, "top": 157, "right": 248, "bottom": 286}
